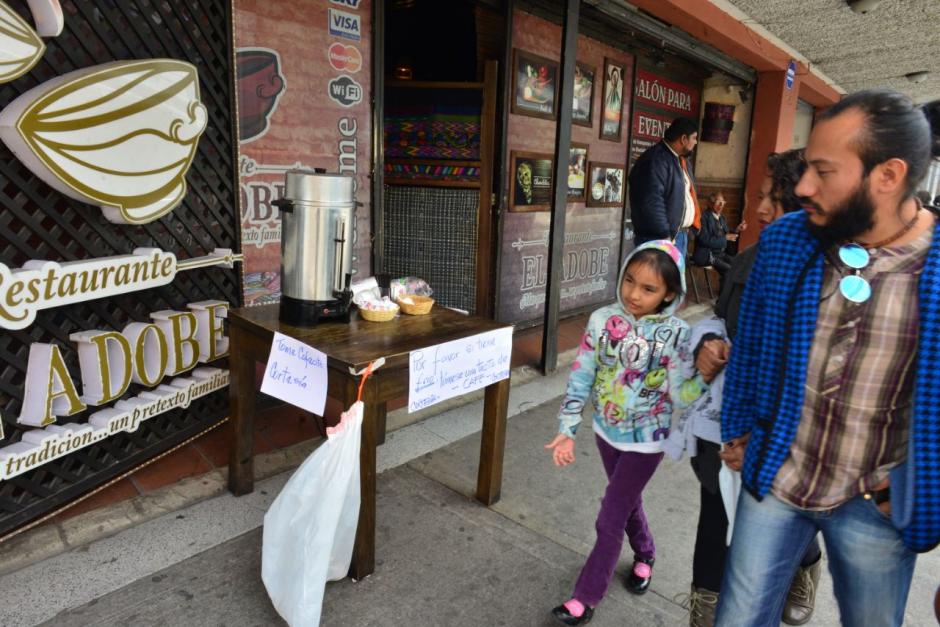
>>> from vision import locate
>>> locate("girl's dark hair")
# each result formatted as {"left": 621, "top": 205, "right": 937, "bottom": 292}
{"left": 626, "top": 248, "right": 683, "bottom": 311}
{"left": 766, "top": 149, "right": 806, "bottom": 213}
{"left": 818, "top": 89, "right": 940, "bottom": 197}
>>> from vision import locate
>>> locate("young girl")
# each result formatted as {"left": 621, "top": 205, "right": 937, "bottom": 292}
{"left": 545, "top": 240, "right": 710, "bottom": 626}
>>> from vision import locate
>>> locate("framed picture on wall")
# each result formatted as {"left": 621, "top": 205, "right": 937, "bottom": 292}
{"left": 572, "top": 62, "right": 595, "bottom": 127}
{"left": 511, "top": 49, "right": 558, "bottom": 120}
{"left": 600, "top": 57, "right": 626, "bottom": 141}
{"left": 510, "top": 151, "right": 554, "bottom": 211}
{"left": 567, "top": 143, "right": 589, "bottom": 201}
{"left": 586, "top": 161, "right": 625, "bottom": 207}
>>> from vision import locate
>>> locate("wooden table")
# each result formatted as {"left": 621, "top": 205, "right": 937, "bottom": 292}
{"left": 227, "top": 304, "right": 512, "bottom": 579}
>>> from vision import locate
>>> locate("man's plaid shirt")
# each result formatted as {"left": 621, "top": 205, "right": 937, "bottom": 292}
{"left": 772, "top": 227, "right": 930, "bottom": 510}
{"left": 722, "top": 210, "right": 940, "bottom": 553}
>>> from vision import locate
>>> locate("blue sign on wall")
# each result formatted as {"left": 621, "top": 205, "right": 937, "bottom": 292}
{"left": 786, "top": 60, "right": 797, "bottom": 90}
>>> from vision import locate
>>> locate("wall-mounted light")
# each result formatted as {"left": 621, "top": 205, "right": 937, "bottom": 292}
{"left": 905, "top": 71, "right": 931, "bottom": 84}
{"left": 846, "top": 0, "right": 883, "bottom": 14}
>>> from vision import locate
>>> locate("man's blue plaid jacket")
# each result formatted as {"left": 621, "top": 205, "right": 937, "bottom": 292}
{"left": 721, "top": 210, "right": 940, "bottom": 552}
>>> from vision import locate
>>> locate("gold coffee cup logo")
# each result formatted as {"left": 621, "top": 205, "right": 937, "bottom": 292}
{"left": 0, "top": 2, "right": 45, "bottom": 84}
{"left": 0, "top": 59, "right": 208, "bottom": 224}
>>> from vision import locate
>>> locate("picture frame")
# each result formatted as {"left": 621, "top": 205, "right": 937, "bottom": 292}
{"left": 586, "top": 161, "right": 625, "bottom": 208}
{"left": 510, "top": 151, "right": 554, "bottom": 212}
{"left": 599, "top": 57, "right": 626, "bottom": 141}
{"left": 511, "top": 49, "right": 559, "bottom": 120}
{"left": 571, "top": 62, "right": 595, "bottom": 127}
{"left": 566, "top": 143, "right": 589, "bottom": 201}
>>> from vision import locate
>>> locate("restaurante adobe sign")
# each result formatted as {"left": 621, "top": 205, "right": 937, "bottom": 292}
{"left": 0, "top": 3, "right": 241, "bottom": 483}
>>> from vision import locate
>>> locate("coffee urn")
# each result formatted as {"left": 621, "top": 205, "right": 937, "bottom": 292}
{"left": 274, "top": 169, "right": 356, "bottom": 325}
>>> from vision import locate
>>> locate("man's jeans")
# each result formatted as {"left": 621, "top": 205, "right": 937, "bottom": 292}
{"left": 715, "top": 491, "right": 916, "bottom": 627}
{"left": 675, "top": 229, "right": 688, "bottom": 260}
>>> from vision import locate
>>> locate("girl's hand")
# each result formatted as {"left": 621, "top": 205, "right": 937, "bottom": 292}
{"left": 544, "top": 434, "right": 576, "bottom": 467}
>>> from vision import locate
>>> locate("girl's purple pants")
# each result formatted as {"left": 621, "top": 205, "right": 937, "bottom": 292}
{"left": 572, "top": 435, "right": 663, "bottom": 607}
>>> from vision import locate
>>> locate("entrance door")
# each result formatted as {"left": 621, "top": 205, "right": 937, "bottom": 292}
{"left": 380, "top": 61, "right": 498, "bottom": 316}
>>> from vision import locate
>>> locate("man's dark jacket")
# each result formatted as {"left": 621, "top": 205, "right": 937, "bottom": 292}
{"left": 629, "top": 141, "right": 694, "bottom": 244}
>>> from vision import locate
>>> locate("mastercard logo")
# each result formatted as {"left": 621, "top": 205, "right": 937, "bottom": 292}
{"left": 328, "top": 43, "right": 362, "bottom": 73}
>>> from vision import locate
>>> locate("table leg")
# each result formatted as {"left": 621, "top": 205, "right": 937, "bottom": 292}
{"left": 375, "top": 402, "right": 388, "bottom": 445}
{"left": 228, "top": 325, "right": 257, "bottom": 496}
{"left": 476, "top": 375, "right": 510, "bottom": 505}
{"left": 349, "top": 377, "right": 378, "bottom": 580}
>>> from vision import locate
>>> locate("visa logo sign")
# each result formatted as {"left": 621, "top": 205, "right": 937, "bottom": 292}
{"left": 329, "top": 8, "right": 361, "bottom": 41}
{"left": 330, "top": 0, "right": 362, "bottom": 8}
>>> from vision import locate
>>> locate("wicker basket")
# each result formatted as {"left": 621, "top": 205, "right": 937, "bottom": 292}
{"left": 396, "top": 295, "right": 435, "bottom": 315}
{"left": 358, "top": 305, "right": 399, "bottom": 322}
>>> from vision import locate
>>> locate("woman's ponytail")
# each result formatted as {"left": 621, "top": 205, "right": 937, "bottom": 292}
{"left": 923, "top": 99, "right": 940, "bottom": 160}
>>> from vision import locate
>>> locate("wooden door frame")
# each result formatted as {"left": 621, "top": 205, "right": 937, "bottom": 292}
{"left": 475, "top": 60, "right": 499, "bottom": 318}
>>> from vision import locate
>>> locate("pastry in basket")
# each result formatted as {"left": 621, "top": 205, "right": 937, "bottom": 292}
{"left": 396, "top": 295, "right": 434, "bottom": 315}
{"left": 355, "top": 294, "right": 398, "bottom": 322}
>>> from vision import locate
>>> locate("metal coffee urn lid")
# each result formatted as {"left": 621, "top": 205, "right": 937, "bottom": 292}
{"left": 284, "top": 169, "right": 355, "bottom": 207}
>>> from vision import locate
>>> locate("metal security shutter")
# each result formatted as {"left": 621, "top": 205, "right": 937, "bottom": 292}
{"left": 383, "top": 185, "right": 478, "bottom": 313}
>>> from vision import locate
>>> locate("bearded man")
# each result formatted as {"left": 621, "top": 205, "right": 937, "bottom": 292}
{"left": 714, "top": 90, "right": 940, "bottom": 626}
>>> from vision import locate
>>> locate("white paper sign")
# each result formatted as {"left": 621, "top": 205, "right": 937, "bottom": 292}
{"left": 408, "top": 327, "right": 512, "bottom": 413}
{"left": 261, "top": 332, "right": 328, "bottom": 415}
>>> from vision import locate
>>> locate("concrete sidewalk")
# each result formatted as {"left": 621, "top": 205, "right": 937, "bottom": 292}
{"left": 17, "top": 395, "right": 940, "bottom": 626}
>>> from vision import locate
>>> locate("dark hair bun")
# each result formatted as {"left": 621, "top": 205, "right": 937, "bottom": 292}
{"left": 924, "top": 100, "right": 940, "bottom": 159}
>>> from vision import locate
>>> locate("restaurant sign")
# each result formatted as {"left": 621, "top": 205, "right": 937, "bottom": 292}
{"left": 0, "top": 0, "right": 63, "bottom": 84}
{"left": 497, "top": 209, "right": 621, "bottom": 323}
{"left": 4, "top": 305, "right": 229, "bottom": 479}
{"left": 629, "top": 67, "right": 701, "bottom": 167}
{"left": 0, "top": 59, "right": 208, "bottom": 224}
{"left": 634, "top": 68, "right": 699, "bottom": 115}
{"left": 0, "top": 248, "right": 240, "bottom": 330}
{"left": 0, "top": 41, "right": 238, "bottom": 480}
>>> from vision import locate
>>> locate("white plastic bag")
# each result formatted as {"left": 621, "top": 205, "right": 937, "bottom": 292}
{"left": 718, "top": 461, "right": 741, "bottom": 546}
{"left": 262, "top": 400, "right": 364, "bottom": 627}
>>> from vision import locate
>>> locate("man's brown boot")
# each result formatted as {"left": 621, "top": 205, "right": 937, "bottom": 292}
{"left": 679, "top": 584, "right": 719, "bottom": 627}
{"left": 782, "top": 556, "right": 822, "bottom": 625}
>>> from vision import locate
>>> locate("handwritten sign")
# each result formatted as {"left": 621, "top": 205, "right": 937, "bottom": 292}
{"left": 260, "top": 332, "right": 328, "bottom": 415}
{"left": 408, "top": 327, "right": 513, "bottom": 413}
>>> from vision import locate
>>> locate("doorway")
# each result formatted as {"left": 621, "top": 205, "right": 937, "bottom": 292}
{"left": 378, "top": 0, "right": 500, "bottom": 316}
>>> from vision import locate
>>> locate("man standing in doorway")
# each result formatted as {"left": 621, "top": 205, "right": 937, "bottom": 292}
{"left": 716, "top": 89, "right": 940, "bottom": 626}
{"left": 629, "top": 116, "right": 701, "bottom": 254}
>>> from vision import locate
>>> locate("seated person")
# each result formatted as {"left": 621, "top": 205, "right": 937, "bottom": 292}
{"left": 690, "top": 193, "right": 746, "bottom": 275}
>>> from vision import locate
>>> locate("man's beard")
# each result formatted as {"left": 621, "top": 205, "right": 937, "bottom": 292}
{"left": 804, "top": 180, "right": 876, "bottom": 244}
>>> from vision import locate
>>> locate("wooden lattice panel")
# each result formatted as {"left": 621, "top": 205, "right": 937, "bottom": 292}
{"left": 0, "top": 1, "right": 240, "bottom": 534}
